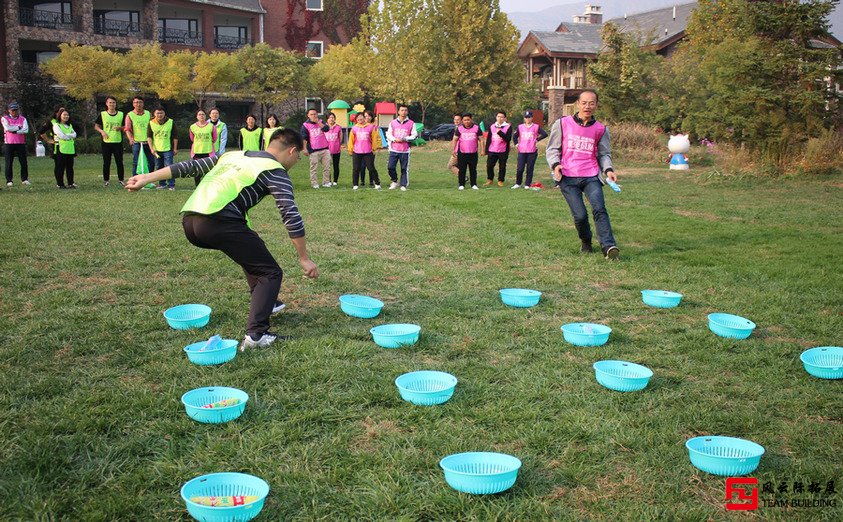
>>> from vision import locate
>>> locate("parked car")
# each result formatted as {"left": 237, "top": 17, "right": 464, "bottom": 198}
{"left": 421, "top": 123, "right": 456, "bottom": 141}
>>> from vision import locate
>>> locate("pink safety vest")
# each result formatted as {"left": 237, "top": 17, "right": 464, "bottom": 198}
{"left": 487, "top": 123, "right": 510, "bottom": 153}
{"left": 517, "top": 123, "right": 540, "bottom": 154}
{"left": 559, "top": 116, "right": 606, "bottom": 178}
{"left": 389, "top": 118, "right": 415, "bottom": 153}
{"left": 304, "top": 121, "right": 329, "bottom": 150}
{"left": 325, "top": 125, "right": 342, "bottom": 154}
{"left": 3, "top": 115, "right": 26, "bottom": 145}
{"left": 351, "top": 124, "right": 376, "bottom": 154}
{"left": 456, "top": 124, "right": 480, "bottom": 154}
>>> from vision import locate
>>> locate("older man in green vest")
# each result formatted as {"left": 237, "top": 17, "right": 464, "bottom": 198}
{"left": 125, "top": 128, "right": 319, "bottom": 351}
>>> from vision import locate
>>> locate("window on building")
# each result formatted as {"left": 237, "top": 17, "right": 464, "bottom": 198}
{"left": 305, "top": 98, "right": 324, "bottom": 114}
{"left": 306, "top": 41, "right": 324, "bottom": 59}
{"left": 159, "top": 18, "right": 199, "bottom": 35}
{"left": 306, "top": 0, "right": 323, "bottom": 11}
{"left": 93, "top": 10, "right": 141, "bottom": 35}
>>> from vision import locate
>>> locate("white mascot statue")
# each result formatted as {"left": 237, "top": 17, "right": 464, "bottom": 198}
{"left": 668, "top": 134, "right": 690, "bottom": 170}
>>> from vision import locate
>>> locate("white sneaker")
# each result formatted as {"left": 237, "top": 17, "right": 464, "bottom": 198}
{"left": 374, "top": 184, "right": 381, "bottom": 190}
{"left": 6, "top": 182, "right": 12, "bottom": 187}
{"left": 332, "top": 182, "right": 337, "bottom": 186}
{"left": 240, "top": 332, "right": 278, "bottom": 352}
{"left": 103, "top": 181, "right": 109, "bottom": 187}
{"left": 312, "top": 184, "right": 319, "bottom": 189}
{"left": 353, "top": 185, "right": 358, "bottom": 190}
{"left": 271, "top": 300, "right": 285, "bottom": 315}
{"left": 322, "top": 182, "right": 332, "bottom": 187}
{"left": 523, "top": 185, "right": 530, "bottom": 190}
{"left": 458, "top": 186, "right": 464, "bottom": 190}
{"left": 511, "top": 184, "right": 520, "bottom": 189}
{"left": 388, "top": 182, "right": 398, "bottom": 190}
{"left": 22, "top": 180, "right": 31, "bottom": 186}
{"left": 471, "top": 185, "right": 479, "bottom": 190}
{"left": 400, "top": 186, "right": 407, "bottom": 191}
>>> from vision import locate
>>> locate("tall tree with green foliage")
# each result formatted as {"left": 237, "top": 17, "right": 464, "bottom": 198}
{"left": 236, "top": 44, "right": 306, "bottom": 121}
{"left": 190, "top": 52, "right": 245, "bottom": 109}
{"left": 43, "top": 44, "right": 129, "bottom": 100}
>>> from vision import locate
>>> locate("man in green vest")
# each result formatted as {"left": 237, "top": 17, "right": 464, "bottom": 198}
{"left": 124, "top": 128, "right": 319, "bottom": 351}
{"left": 209, "top": 107, "right": 228, "bottom": 156}
{"left": 94, "top": 96, "right": 125, "bottom": 186}
{"left": 124, "top": 96, "right": 154, "bottom": 176}
{"left": 147, "top": 107, "right": 179, "bottom": 190}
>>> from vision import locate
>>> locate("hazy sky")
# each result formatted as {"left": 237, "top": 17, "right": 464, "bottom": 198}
{"left": 499, "top": 0, "right": 570, "bottom": 10}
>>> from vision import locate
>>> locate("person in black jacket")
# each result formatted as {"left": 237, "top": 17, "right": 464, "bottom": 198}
{"left": 483, "top": 111, "right": 513, "bottom": 187}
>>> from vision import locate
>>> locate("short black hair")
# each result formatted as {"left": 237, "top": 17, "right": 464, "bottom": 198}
{"left": 398, "top": 104, "right": 409, "bottom": 111}
{"left": 154, "top": 107, "right": 166, "bottom": 113}
{"left": 105, "top": 96, "right": 117, "bottom": 103}
{"left": 496, "top": 111, "right": 506, "bottom": 117}
{"left": 306, "top": 108, "right": 318, "bottom": 114}
{"left": 578, "top": 90, "right": 599, "bottom": 102}
{"left": 462, "top": 112, "right": 472, "bottom": 118}
{"left": 453, "top": 113, "right": 462, "bottom": 118}
{"left": 209, "top": 107, "right": 220, "bottom": 114}
{"left": 133, "top": 96, "right": 144, "bottom": 102}
{"left": 269, "top": 128, "right": 304, "bottom": 151}
{"left": 327, "top": 111, "right": 336, "bottom": 119}
{"left": 266, "top": 113, "right": 279, "bottom": 126}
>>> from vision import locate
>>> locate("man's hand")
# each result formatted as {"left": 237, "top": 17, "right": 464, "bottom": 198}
{"left": 125, "top": 174, "right": 151, "bottom": 191}
{"left": 299, "top": 258, "right": 319, "bottom": 279}
{"left": 607, "top": 170, "right": 618, "bottom": 183}
{"left": 553, "top": 165, "right": 563, "bottom": 182}
{"left": 128, "top": 137, "right": 135, "bottom": 145}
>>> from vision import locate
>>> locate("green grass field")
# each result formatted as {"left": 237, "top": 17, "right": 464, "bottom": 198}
{"left": 0, "top": 150, "right": 840, "bottom": 521}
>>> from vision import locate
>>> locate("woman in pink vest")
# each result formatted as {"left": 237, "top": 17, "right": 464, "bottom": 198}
{"left": 2, "top": 102, "right": 30, "bottom": 187}
{"left": 450, "top": 113, "right": 483, "bottom": 190}
{"left": 484, "top": 111, "right": 512, "bottom": 187}
{"left": 512, "top": 110, "right": 548, "bottom": 189}
{"left": 546, "top": 90, "right": 620, "bottom": 260}
{"left": 325, "top": 112, "right": 344, "bottom": 186}
{"left": 347, "top": 111, "right": 381, "bottom": 190}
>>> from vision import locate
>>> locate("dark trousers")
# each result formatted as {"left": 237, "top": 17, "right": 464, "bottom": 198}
{"left": 54, "top": 152, "right": 75, "bottom": 186}
{"left": 182, "top": 214, "right": 283, "bottom": 336}
{"left": 457, "top": 152, "right": 478, "bottom": 187}
{"left": 486, "top": 152, "right": 508, "bottom": 182}
{"left": 101, "top": 142, "right": 124, "bottom": 181}
{"left": 560, "top": 175, "right": 616, "bottom": 250}
{"left": 516, "top": 152, "right": 538, "bottom": 186}
{"left": 331, "top": 153, "right": 341, "bottom": 183}
{"left": 387, "top": 151, "right": 410, "bottom": 186}
{"left": 4, "top": 144, "right": 28, "bottom": 182}
{"left": 192, "top": 153, "right": 211, "bottom": 186}
{"left": 352, "top": 153, "right": 379, "bottom": 186}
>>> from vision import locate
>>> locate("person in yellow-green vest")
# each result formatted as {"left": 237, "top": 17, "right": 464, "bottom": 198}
{"left": 239, "top": 114, "right": 262, "bottom": 152}
{"left": 124, "top": 128, "right": 319, "bottom": 351}
{"left": 263, "top": 114, "right": 281, "bottom": 150}
{"left": 124, "top": 96, "right": 154, "bottom": 177}
{"left": 209, "top": 107, "right": 227, "bottom": 155}
{"left": 94, "top": 96, "right": 125, "bottom": 186}
{"left": 147, "top": 106, "right": 179, "bottom": 190}
{"left": 52, "top": 108, "right": 77, "bottom": 189}
{"left": 189, "top": 108, "right": 218, "bottom": 187}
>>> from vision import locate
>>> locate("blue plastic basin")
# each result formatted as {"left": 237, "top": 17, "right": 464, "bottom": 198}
{"left": 800, "top": 346, "right": 843, "bottom": 379}
{"left": 641, "top": 290, "right": 683, "bottom": 308}
{"left": 685, "top": 436, "right": 765, "bottom": 476}
{"left": 339, "top": 294, "right": 384, "bottom": 319}
{"left": 164, "top": 304, "right": 212, "bottom": 330}
{"left": 395, "top": 371, "right": 457, "bottom": 406}
{"left": 181, "top": 387, "right": 249, "bottom": 424}
{"left": 370, "top": 324, "right": 421, "bottom": 349}
{"left": 708, "top": 313, "right": 756, "bottom": 339}
{"left": 593, "top": 360, "right": 653, "bottom": 392}
{"left": 439, "top": 452, "right": 522, "bottom": 494}
{"left": 184, "top": 339, "right": 238, "bottom": 366}
{"left": 499, "top": 288, "right": 542, "bottom": 308}
{"left": 181, "top": 472, "right": 269, "bottom": 522}
{"left": 561, "top": 323, "right": 612, "bottom": 346}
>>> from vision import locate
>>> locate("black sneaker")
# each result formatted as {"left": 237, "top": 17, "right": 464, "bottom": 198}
{"left": 604, "top": 246, "right": 620, "bottom": 261}
{"left": 581, "top": 240, "right": 594, "bottom": 253}
{"left": 271, "top": 300, "right": 286, "bottom": 315}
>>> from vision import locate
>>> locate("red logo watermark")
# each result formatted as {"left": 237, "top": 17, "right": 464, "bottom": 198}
{"left": 726, "top": 477, "right": 759, "bottom": 510}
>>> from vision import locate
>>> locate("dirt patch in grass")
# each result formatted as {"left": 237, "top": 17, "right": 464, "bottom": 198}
{"left": 350, "top": 417, "right": 404, "bottom": 453}
{"left": 674, "top": 209, "right": 720, "bottom": 221}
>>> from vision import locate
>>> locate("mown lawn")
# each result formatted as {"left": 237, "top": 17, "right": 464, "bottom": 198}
{"left": 0, "top": 150, "right": 840, "bottom": 521}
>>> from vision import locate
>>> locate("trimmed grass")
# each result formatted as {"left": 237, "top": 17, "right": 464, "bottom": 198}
{"left": 0, "top": 151, "right": 841, "bottom": 521}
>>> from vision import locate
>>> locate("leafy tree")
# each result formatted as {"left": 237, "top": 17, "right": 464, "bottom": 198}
{"left": 236, "top": 43, "right": 308, "bottom": 120}
{"left": 190, "top": 52, "right": 245, "bottom": 109}
{"left": 156, "top": 50, "right": 197, "bottom": 104}
{"left": 42, "top": 43, "right": 129, "bottom": 100}
{"left": 125, "top": 43, "right": 167, "bottom": 98}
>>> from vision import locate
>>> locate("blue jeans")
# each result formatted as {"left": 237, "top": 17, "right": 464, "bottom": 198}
{"left": 156, "top": 150, "right": 175, "bottom": 187}
{"left": 387, "top": 151, "right": 410, "bottom": 186}
{"left": 132, "top": 142, "right": 155, "bottom": 176}
{"left": 560, "top": 175, "right": 616, "bottom": 250}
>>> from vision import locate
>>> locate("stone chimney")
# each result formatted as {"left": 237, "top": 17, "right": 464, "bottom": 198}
{"left": 573, "top": 4, "right": 603, "bottom": 24}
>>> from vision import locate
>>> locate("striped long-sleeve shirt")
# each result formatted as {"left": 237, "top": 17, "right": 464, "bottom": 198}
{"left": 171, "top": 152, "right": 305, "bottom": 238}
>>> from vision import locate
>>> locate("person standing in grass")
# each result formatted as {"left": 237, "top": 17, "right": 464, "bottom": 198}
{"left": 451, "top": 113, "right": 483, "bottom": 190}
{"left": 447, "top": 113, "right": 462, "bottom": 176}
{"left": 94, "top": 96, "right": 125, "bottom": 187}
{"left": 240, "top": 115, "right": 262, "bottom": 152}
{"left": 209, "top": 107, "right": 228, "bottom": 156}
{"left": 148, "top": 107, "right": 178, "bottom": 190}
{"left": 189, "top": 109, "right": 218, "bottom": 187}
{"left": 512, "top": 110, "right": 547, "bottom": 189}
{"left": 263, "top": 114, "right": 281, "bottom": 150}
{"left": 386, "top": 104, "right": 416, "bottom": 191}
{"left": 52, "top": 109, "right": 77, "bottom": 189}
{"left": 300, "top": 108, "right": 332, "bottom": 189}
{"left": 324, "top": 112, "right": 343, "bottom": 186}
{"left": 348, "top": 111, "right": 381, "bottom": 190}
{"left": 546, "top": 90, "right": 620, "bottom": 260}
{"left": 2, "top": 102, "right": 30, "bottom": 187}
{"left": 124, "top": 128, "right": 319, "bottom": 351}
{"left": 124, "top": 96, "right": 154, "bottom": 177}
{"left": 483, "top": 111, "right": 512, "bottom": 187}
